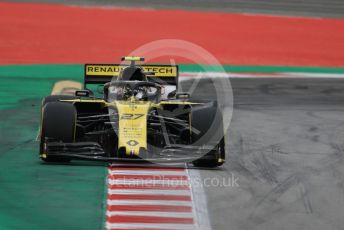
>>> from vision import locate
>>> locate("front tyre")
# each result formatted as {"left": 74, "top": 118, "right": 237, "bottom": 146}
{"left": 39, "top": 102, "right": 76, "bottom": 162}
{"left": 192, "top": 138, "right": 225, "bottom": 167}
{"left": 191, "top": 103, "right": 226, "bottom": 167}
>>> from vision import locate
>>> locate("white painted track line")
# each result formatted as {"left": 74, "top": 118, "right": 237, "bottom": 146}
{"left": 107, "top": 199, "right": 192, "bottom": 206}
{"left": 187, "top": 168, "right": 212, "bottom": 230}
{"left": 109, "top": 170, "right": 187, "bottom": 176}
{"left": 108, "top": 189, "right": 191, "bottom": 195}
{"left": 106, "top": 211, "right": 194, "bottom": 218}
{"left": 106, "top": 222, "right": 196, "bottom": 230}
{"left": 108, "top": 179, "right": 188, "bottom": 185}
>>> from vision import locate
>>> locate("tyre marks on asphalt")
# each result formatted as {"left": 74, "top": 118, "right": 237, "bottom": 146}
{"left": 105, "top": 165, "right": 210, "bottom": 230}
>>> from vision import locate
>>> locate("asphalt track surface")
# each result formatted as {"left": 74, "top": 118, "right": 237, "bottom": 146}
{"left": 181, "top": 77, "right": 344, "bottom": 230}
{"left": 5, "top": 0, "right": 344, "bottom": 18}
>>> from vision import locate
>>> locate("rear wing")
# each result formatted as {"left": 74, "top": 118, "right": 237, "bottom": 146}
{"left": 84, "top": 64, "right": 179, "bottom": 86}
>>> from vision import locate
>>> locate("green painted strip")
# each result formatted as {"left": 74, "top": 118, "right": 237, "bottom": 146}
{"left": 0, "top": 64, "right": 83, "bottom": 80}
{"left": 0, "top": 65, "right": 108, "bottom": 230}
{"left": 1, "top": 64, "right": 344, "bottom": 78}
{"left": 0, "top": 65, "right": 81, "bottom": 110}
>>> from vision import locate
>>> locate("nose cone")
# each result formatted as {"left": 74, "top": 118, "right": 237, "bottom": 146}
{"left": 115, "top": 101, "right": 150, "bottom": 156}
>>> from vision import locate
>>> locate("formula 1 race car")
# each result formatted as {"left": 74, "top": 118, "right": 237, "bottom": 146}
{"left": 39, "top": 57, "right": 225, "bottom": 167}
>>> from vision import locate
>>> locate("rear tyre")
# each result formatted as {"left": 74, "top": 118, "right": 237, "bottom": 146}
{"left": 42, "top": 95, "right": 78, "bottom": 106}
{"left": 40, "top": 102, "right": 76, "bottom": 162}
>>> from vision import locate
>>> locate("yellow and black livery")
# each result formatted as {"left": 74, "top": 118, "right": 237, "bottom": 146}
{"left": 39, "top": 57, "right": 225, "bottom": 167}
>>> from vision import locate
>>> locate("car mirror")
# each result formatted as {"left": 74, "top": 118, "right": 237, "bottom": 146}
{"left": 176, "top": 92, "right": 190, "bottom": 100}
{"left": 75, "top": 90, "right": 90, "bottom": 97}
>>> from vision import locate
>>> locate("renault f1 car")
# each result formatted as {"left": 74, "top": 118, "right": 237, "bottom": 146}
{"left": 39, "top": 57, "right": 225, "bottom": 167}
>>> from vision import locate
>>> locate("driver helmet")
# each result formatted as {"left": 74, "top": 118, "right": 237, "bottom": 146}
{"left": 119, "top": 66, "right": 147, "bottom": 81}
